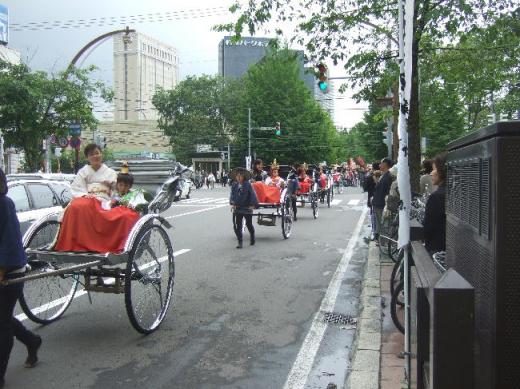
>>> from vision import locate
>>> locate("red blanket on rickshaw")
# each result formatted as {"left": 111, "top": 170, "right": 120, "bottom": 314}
{"left": 55, "top": 197, "right": 140, "bottom": 253}
{"left": 252, "top": 182, "right": 281, "bottom": 204}
{"left": 296, "top": 181, "right": 311, "bottom": 194}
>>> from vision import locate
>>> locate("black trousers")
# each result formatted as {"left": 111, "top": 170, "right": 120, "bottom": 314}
{"left": 0, "top": 283, "right": 39, "bottom": 380}
{"left": 291, "top": 197, "right": 298, "bottom": 218}
{"left": 233, "top": 213, "right": 255, "bottom": 242}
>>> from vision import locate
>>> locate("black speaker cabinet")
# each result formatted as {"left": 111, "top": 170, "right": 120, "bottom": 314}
{"left": 446, "top": 121, "right": 520, "bottom": 389}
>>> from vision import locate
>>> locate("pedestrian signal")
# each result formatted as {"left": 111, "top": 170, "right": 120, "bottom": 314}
{"left": 275, "top": 122, "right": 281, "bottom": 136}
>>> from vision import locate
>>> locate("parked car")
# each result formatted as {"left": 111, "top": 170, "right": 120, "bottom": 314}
{"left": 7, "top": 179, "right": 72, "bottom": 235}
{"left": 7, "top": 173, "right": 76, "bottom": 183}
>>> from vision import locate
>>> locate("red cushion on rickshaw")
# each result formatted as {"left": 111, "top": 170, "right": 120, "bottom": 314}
{"left": 296, "top": 181, "right": 311, "bottom": 194}
{"left": 55, "top": 197, "right": 140, "bottom": 253}
{"left": 252, "top": 182, "right": 281, "bottom": 204}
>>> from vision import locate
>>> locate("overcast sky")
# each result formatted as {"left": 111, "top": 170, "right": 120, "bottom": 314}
{"left": 3, "top": 0, "right": 367, "bottom": 128}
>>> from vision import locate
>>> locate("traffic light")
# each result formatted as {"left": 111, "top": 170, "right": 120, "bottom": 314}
{"left": 101, "top": 137, "right": 107, "bottom": 149}
{"left": 316, "top": 63, "right": 328, "bottom": 93}
{"left": 275, "top": 122, "right": 281, "bottom": 136}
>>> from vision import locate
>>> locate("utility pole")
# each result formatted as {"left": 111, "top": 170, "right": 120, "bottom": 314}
{"left": 45, "top": 136, "right": 51, "bottom": 173}
{"left": 227, "top": 144, "right": 231, "bottom": 171}
{"left": 248, "top": 107, "right": 252, "bottom": 168}
{"left": 0, "top": 131, "right": 4, "bottom": 172}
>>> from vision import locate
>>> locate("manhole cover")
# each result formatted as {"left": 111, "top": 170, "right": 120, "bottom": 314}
{"left": 323, "top": 312, "right": 357, "bottom": 325}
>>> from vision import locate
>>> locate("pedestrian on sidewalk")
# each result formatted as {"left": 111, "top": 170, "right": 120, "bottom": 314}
{"left": 208, "top": 172, "right": 216, "bottom": 189}
{"left": 363, "top": 162, "right": 380, "bottom": 240}
{"left": 0, "top": 168, "right": 42, "bottom": 389}
{"left": 230, "top": 168, "right": 258, "bottom": 249}
{"left": 372, "top": 158, "right": 393, "bottom": 241}
{"left": 423, "top": 152, "right": 447, "bottom": 255}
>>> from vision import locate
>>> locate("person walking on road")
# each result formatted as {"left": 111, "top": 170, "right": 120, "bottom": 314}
{"left": 230, "top": 168, "right": 259, "bottom": 249}
{"left": 207, "top": 172, "right": 216, "bottom": 189}
{"left": 0, "top": 168, "right": 42, "bottom": 388}
{"left": 372, "top": 158, "right": 393, "bottom": 241}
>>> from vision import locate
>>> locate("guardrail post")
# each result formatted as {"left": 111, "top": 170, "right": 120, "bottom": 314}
{"left": 430, "top": 269, "right": 474, "bottom": 389}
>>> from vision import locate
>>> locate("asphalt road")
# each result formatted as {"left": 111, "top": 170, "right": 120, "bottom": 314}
{"left": 7, "top": 186, "right": 369, "bottom": 389}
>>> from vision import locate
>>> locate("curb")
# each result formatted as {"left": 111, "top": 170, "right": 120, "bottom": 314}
{"left": 345, "top": 241, "right": 382, "bottom": 389}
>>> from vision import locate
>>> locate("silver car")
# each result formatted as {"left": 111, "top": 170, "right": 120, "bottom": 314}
{"left": 7, "top": 179, "right": 72, "bottom": 235}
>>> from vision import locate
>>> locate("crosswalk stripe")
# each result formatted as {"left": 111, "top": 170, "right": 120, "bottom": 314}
{"left": 330, "top": 199, "right": 343, "bottom": 206}
{"left": 347, "top": 199, "right": 360, "bottom": 205}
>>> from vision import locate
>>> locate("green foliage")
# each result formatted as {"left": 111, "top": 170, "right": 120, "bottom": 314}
{"left": 337, "top": 104, "right": 388, "bottom": 163}
{"left": 237, "top": 49, "right": 339, "bottom": 165}
{"left": 153, "top": 49, "right": 340, "bottom": 167}
{"left": 152, "top": 75, "right": 238, "bottom": 164}
{"left": 0, "top": 61, "right": 112, "bottom": 172}
{"left": 217, "top": 0, "right": 516, "bottom": 189}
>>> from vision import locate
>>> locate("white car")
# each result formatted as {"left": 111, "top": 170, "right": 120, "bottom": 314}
{"left": 7, "top": 179, "right": 72, "bottom": 235}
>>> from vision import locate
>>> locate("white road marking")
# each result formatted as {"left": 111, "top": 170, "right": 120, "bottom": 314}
{"left": 16, "top": 249, "right": 191, "bottom": 322}
{"left": 181, "top": 197, "right": 214, "bottom": 204}
{"left": 330, "top": 199, "right": 343, "bottom": 206}
{"left": 347, "top": 199, "right": 361, "bottom": 205}
{"left": 165, "top": 204, "right": 228, "bottom": 219}
{"left": 283, "top": 207, "right": 368, "bottom": 389}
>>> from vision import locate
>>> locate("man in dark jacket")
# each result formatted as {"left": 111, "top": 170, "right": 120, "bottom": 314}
{"left": 363, "top": 162, "right": 380, "bottom": 240}
{"left": 372, "top": 158, "right": 393, "bottom": 240}
{"left": 230, "top": 168, "right": 259, "bottom": 248}
{"left": 0, "top": 168, "right": 42, "bottom": 388}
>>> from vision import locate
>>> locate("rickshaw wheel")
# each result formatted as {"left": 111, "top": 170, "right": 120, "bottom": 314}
{"left": 312, "top": 195, "right": 319, "bottom": 219}
{"left": 20, "top": 220, "right": 79, "bottom": 324}
{"left": 281, "top": 196, "right": 293, "bottom": 239}
{"left": 125, "top": 223, "right": 175, "bottom": 334}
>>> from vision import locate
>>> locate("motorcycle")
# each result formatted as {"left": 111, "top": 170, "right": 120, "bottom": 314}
{"left": 149, "top": 163, "right": 192, "bottom": 213}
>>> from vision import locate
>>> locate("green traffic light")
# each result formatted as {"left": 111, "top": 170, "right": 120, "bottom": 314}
{"left": 275, "top": 130, "right": 281, "bottom": 136}
{"left": 318, "top": 81, "right": 328, "bottom": 91}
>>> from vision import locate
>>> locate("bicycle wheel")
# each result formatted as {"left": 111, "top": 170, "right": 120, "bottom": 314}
{"left": 390, "top": 281, "right": 405, "bottom": 334}
{"left": 387, "top": 223, "right": 399, "bottom": 262}
{"left": 125, "top": 223, "right": 175, "bottom": 334}
{"left": 19, "top": 220, "right": 79, "bottom": 324}
{"left": 390, "top": 252, "right": 404, "bottom": 300}
{"left": 378, "top": 217, "right": 392, "bottom": 255}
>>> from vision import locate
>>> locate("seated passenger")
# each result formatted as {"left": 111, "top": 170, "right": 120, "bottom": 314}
{"left": 54, "top": 145, "right": 140, "bottom": 253}
{"left": 251, "top": 159, "right": 268, "bottom": 182}
{"left": 265, "top": 159, "right": 285, "bottom": 188}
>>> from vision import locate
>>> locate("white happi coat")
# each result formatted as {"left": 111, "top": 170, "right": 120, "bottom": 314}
{"left": 70, "top": 164, "right": 118, "bottom": 201}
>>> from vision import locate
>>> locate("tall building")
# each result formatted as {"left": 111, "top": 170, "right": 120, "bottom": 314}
{"left": 218, "top": 36, "right": 334, "bottom": 117}
{"left": 113, "top": 31, "right": 179, "bottom": 121}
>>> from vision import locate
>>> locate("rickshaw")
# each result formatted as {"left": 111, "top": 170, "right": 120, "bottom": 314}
{"left": 3, "top": 179, "right": 179, "bottom": 334}
{"left": 279, "top": 164, "right": 319, "bottom": 219}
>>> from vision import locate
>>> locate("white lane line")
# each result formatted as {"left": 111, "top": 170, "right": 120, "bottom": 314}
{"left": 283, "top": 207, "right": 368, "bottom": 389}
{"left": 16, "top": 249, "right": 191, "bottom": 322}
{"left": 166, "top": 204, "right": 228, "bottom": 219}
{"left": 170, "top": 204, "right": 223, "bottom": 207}
{"left": 347, "top": 199, "right": 361, "bottom": 205}
{"left": 330, "top": 199, "right": 343, "bottom": 206}
{"left": 182, "top": 198, "right": 214, "bottom": 204}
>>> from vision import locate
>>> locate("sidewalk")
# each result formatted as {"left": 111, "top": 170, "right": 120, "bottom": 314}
{"left": 345, "top": 242, "right": 406, "bottom": 389}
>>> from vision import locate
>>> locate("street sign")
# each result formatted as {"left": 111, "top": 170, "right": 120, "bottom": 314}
{"left": 69, "top": 123, "right": 82, "bottom": 137}
{"left": 54, "top": 147, "right": 62, "bottom": 157}
{"left": 59, "top": 137, "right": 69, "bottom": 147}
{"left": 70, "top": 137, "right": 81, "bottom": 149}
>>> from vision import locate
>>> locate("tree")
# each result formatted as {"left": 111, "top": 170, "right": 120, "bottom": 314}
{"left": 152, "top": 75, "right": 239, "bottom": 164}
{"left": 337, "top": 104, "right": 389, "bottom": 163}
{"left": 217, "top": 0, "right": 515, "bottom": 190}
{"left": 235, "top": 48, "right": 339, "bottom": 165}
{"left": 0, "top": 61, "right": 112, "bottom": 171}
